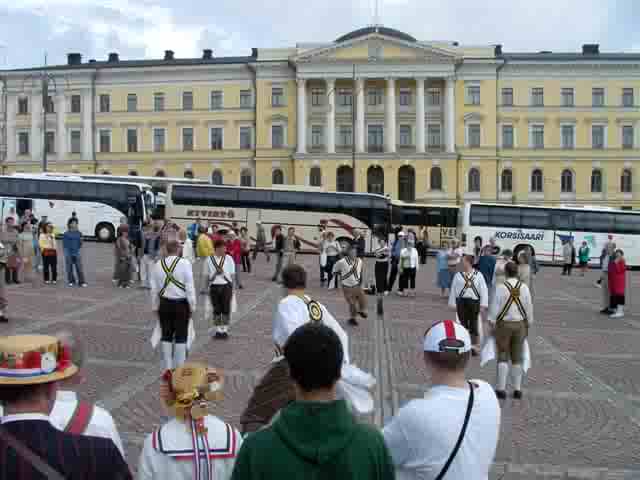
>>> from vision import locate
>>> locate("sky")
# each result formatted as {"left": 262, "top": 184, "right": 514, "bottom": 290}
{"left": 0, "top": 0, "right": 638, "bottom": 68}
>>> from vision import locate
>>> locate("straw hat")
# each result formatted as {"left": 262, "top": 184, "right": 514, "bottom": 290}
{"left": 0, "top": 335, "right": 78, "bottom": 385}
{"left": 163, "top": 362, "right": 224, "bottom": 422}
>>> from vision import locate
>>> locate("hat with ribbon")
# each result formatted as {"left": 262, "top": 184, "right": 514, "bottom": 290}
{"left": 423, "top": 320, "right": 472, "bottom": 354}
{"left": 0, "top": 335, "right": 78, "bottom": 385}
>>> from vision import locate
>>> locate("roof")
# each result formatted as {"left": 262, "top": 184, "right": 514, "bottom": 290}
{"left": 335, "top": 26, "right": 417, "bottom": 43}
{"left": 502, "top": 52, "right": 640, "bottom": 62}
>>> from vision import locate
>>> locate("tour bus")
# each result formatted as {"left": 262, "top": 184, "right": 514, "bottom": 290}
{"left": 459, "top": 202, "right": 640, "bottom": 266}
{"left": 0, "top": 175, "right": 155, "bottom": 242}
{"left": 391, "top": 201, "right": 459, "bottom": 248}
{"left": 162, "top": 183, "right": 392, "bottom": 253}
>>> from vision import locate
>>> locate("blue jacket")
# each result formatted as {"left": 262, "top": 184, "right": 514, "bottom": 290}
{"left": 477, "top": 255, "right": 497, "bottom": 287}
{"left": 63, "top": 230, "right": 82, "bottom": 256}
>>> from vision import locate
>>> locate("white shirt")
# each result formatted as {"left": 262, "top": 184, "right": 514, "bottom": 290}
{"left": 489, "top": 277, "right": 534, "bottom": 324}
{"left": 150, "top": 256, "right": 197, "bottom": 313}
{"left": 449, "top": 270, "right": 489, "bottom": 308}
{"left": 400, "top": 247, "right": 419, "bottom": 270}
{"left": 383, "top": 380, "right": 501, "bottom": 480}
{"left": 332, "top": 257, "right": 363, "bottom": 288}
{"left": 207, "top": 254, "right": 235, "bottom": 285}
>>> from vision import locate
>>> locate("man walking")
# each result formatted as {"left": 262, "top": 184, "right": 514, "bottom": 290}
{"left": 387, "top": 230, "right": 405, "bottom": 293}
{"left": 0, "top": 240, "right": 8, "bottom": 323}
{"left": 600, "top": 242, "right": 616, "bottom": 314}
{"left": 63, "top": 218, "right": 87, "bottom": 287}
{"left": 253, "top": 221, "right": 270, "bottom": 262}
{"left": 332, "top": 245, "right": 367, "bottom": 326}
{"left": 271, "top": 226, "right": 285, "bottom": 282}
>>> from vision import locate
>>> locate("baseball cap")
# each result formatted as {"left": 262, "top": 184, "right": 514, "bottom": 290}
{"left": 423, "top": 320, "right": 472, "bottom": 354}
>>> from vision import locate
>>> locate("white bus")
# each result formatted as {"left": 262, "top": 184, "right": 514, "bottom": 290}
{"left": 392, "top": 201, "right": 459, "bottom": 248}
{"left": 459, "top": 202, "right": 640, "bottom": 266}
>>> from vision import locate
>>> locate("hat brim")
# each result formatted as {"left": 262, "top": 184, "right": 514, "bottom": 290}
{"left": 0, "top": 365, "right": 78, "bottom": 386}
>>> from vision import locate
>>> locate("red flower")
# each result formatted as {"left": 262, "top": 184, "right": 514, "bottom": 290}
{"left": 23, "top": 351, "right": 42, "bottom": 369}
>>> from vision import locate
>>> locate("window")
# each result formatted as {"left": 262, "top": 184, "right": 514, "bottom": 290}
{"left": 70, "top": 130, "right": 81, "bottom": 154}
{"left": 399, "top": 125, "right": 412, "bottom": 146}
{"left": 399, "top": 90, "right": 411, "bottom": 106}
{"left": 128, "top": 171, "right": 138, "bottom": 176}
{"left": 127, "top": 94, "right": 137, "bottom": 112}
{"left": 17, "top": 97, "right": 28, "bottom": 115}
{"left": 99, "top": 94, "right": 110, "bottom": 113}
{"left": 427, "top": 89, "right": 441, "bottom": 106}
{"left": 430, "top": 167, "right": 442, "bottom": 191}
{"left": 592, "top": 88, "right": 605, "bottom": 107}
{"left": 153, "top": 128, "right": 166, "bottom": 152}
{"left": 240, "top": 127, "right": 252, "bottom": 149}
{"left": 592, "top": 125, "right": 605, "bottom": 149}
{"left": 531, "top": 88, "right": 544, "bottom": 107}
{"left": 70, "top": 95, "right": 81, "bottom": 113}
{"left": 561, "top": 125, "right": 575, "bottom": 149}
{"left": 42, "top": 131, "right": 54, "bottom": 154}
{"left": 561, "top": 169, "right": 574, "bottom": 193}
{"left": 271, "top": 87, "right": 284, "bottom": 107}
{"left": 43, "top": 96, "right": 54, "bottom": 114}
{"left": 468, "top": 124, "right": 481, "bottom": 147}
{"left": 531, "top": 125, "right": 544, "bottom": 149}
{"left": 311, "top": 126, "right": 324, "bottom": 147}
{"left": 591, "top": 169, "right": 603, "bottom": 193}
{"left": 336, "top": 166, "right": 354, "bottom": 192}
{"left": 367, "top": 166, "right": 384, "bottom": 194}
{"left": 182, "top": 128, "right": 194, "bottom": 152}
{"left": 311, "top": 89, "right": 324, "bottom": 107}
{"left": 398, "top": 165, "right": 415, "bottom": 202}
{"left": 338, "top": 89, "right": 352, "bottom": 107}
{"left": 272, "top": 169, "right": 284, "bottom": 185}
{"left": 101, "top": 171, "right": 111, "bottom": 176}
{"left": 502, "top": 125, "right": 514, "bottom": 149}
{"left": 154, "top": 93, "right": 165, "bottom": 112}
{"left": 124, "top": 129, "right": 137, "bottom": 153}
{"left": 531, "top": 169, "right": 543, "bottom": 192}
{"left": 310, "top": 166, "right": 322, "bottom": 187}
{"left": 183, "top": 91, "right": 193, "bottom": 111}
{"left": 368, "top": 125, "right": 384, "bottom": 152}
{"left": 468, "top": 168, "right": 480, "bottom": 192}
{"left": 622, "top": 126, "right": 634, "bottom": 149}
{"left": 210, "top": 128, "right": 223, "bottom": 150}
{"left": 240, "top": 169, "right": 253, "bottom": 187}
{"left": 466, "top": 85, "right": 480, "bottom": 105}
{"left": 184, "top": 170, "right": 194, "bottom": 179}
{"left": 211, "top": 169, "right": 223, "bottom": 185}
{"left": 210, "top": 91, "right": 223, "bottom": 110}
{"left": 272, "top": 125, "right": 284, "bottom": 148}
{"left": 561, "top": 88, "right": 574, "bottom": 107}
{"left": 501, "top": 169, "right": 513, "bottom": 193}
{"left": 99, "top": 129, "right": 111, "bottom": 153}
{"left": 339, "top": 126, "right": 352, "bottom": 147}
{"left": 622, "top": 88, "right": 634, "bottom": 108}
{"left": 155, "top": 170, "right": 166, "bottom": 178}
{"left": 240, "top": 90, "right": 252, "bottom": 109}
{"left": 501, "top": 88, "right": 513, "bottom": 106}
{"left": 18, "top": 132, "right": 29, "bottom": 155}
{"left": 428, "top": 124, "right": 441, "bottom": 148}
{"left": 621, "top": 169, "right": 632, "bottom": 193}
{"left": 368, "top": 89, "right": 383, "bottom": 106}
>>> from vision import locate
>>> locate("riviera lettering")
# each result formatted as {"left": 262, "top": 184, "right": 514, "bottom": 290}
{"left": 495, "top": 231, "right": 544, "bottom": 241}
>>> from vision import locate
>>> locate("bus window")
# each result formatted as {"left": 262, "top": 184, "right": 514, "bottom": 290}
{"left": 469, "top": 205, "right": 490, "bottom": 226}
{"left": 614, "top": 214, "right": 640, "bottom": 235}
{"left": 486, "top": 206, "right": 521, "bottom": 228}
{"left": 521, "top": 208, "right": 551, "bottom": 229}
{"left": 574, "top": 211, "right": 614, "bottom": 233}
{"left": 552, "top": 211, "right": 574, "bottom": 231}
{"left": 240, "top": 189, "right": 272, "bottom": 204}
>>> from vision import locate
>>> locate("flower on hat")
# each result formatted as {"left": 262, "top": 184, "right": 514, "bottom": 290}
{"left": 56, "top": 344, "right": 72, "bottom": 372}
{"left": 23, "top": 351, "right": 42, "bottom": 369}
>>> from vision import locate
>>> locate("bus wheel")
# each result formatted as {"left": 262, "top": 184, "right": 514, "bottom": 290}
{"left": 95, "top": 223, "right": 115, "bottom": 242}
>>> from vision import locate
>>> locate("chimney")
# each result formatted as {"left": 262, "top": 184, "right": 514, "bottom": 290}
{"left": 67, "top": 53, "right": 82, "bottom": 65}
{"left": 202, "top": 49, "right": 213, "bottom": 60}
{"left": 494, "top": 44, "right": 502, "bottom": 56}
{"left": 582, "top": 44, "right": 599, "bottom": 55}
{"left": 164, "top": 50, "right": 174, "bottom": 60}
{"left": 108, "top": 52, "right": 119, "bottom": 62}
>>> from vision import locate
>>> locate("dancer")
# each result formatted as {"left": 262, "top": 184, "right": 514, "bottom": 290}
{"left": 207, "top": 239, "right": 235, "bottom": 339}
{"left": 332, "top": 245, "right": 368, "bottom": 326}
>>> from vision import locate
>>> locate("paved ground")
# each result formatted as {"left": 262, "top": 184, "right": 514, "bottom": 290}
{"left": 1, "top": 242, "right": 639, "bottom": 479}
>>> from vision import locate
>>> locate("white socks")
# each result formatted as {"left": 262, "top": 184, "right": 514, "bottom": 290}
{"left": 497, "top": 362, "right": 509, "bottom": 391}
{"left": 161, "top": 342, "right": 173, "bottom": 371}
{"left": 512, "top": 365, "right": 523, "bottom": 391}
{"left": 174, "top": 343, "right": 187, "bottom": 368}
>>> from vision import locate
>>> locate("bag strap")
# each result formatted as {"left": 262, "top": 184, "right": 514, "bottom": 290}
{"left": 64, "top": 400, "right": 94, "bottom": 435}
{"left": 434, "top": 381, "right": 475, "bottom": 480}
{"left": 0, "top": 426, "right": 66, "bottom": 480}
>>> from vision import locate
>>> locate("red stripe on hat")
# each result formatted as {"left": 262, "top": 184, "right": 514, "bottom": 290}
{"left": 443, "top": 320, "right": 456, "bottom": 339}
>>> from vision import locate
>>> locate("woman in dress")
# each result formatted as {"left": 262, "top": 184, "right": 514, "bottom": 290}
{"left": 39, "top": 223, "right": 58, "bottom": 285}
{"left": 114, "top": 225, "right": 133, "bottom": 288}
{"left": 608, "top": 249, "right": 627, "bottom": 318}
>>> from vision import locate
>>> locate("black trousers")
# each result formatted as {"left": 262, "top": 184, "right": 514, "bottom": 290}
{"left": 562, "top": 263, "right": 573, "bottom": 275}
{"left": 210, "top": 284, "right": 233, "bottom": 315}
{"left": 400, "top": 267, "right": 417, "bottom": 291}
{"left": 375, "top": 261, "right": 388, "bottom": 293}
{"left": 417, "top": 242, "right": 428, "bottom": 265}
{"left": 158, "top": 298, "right": 190, "bottom": 343}
{"left": 43, "top": 254, "right": 57, "bottom": 282}
{"left": 324, "top": 256, "right": 338, "bottom": 287}
{"left": 241, "top": 253, "right": 251, "bottom": 273}
{"left": 387, "top": 258, "right": 400, "bottom": 291}
{"left": 456, "top": 298, "right": 480, "bottom": 339}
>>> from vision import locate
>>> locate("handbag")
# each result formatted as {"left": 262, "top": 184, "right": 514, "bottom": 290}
{"left": 0, "top": 427, "right": 66, "bottom": 480}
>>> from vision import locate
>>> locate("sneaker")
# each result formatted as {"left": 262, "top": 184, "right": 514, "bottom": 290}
{"left": 594, "top": 282, "right": 602, "bottom": 288}
{"left": 384, "top": 291, "right": 390, "bottom": 296}
{"left": 495, "top": 389, "right": 507, "bottom": 400}
{"left": 68, "top": 283, "right": 74, "bottom": 287}
{"left": 610, "top": 311, "right": 624, "bottom": 318}
{"left": 358, "top": 311, "right": 368, "bottom": 319}
{"left": 52, "top": 281, "right": 57, "bottom": 285}
{"left": 513, "top": 390, "right": 523, "bottom": 400}
{"left": 45, "top": 281, "right": 51, "bottom": 285}
{"left": 214, "top": 331, "right": 224, "bottom": 339}
{"left": 600, "top": 308, "right": 612, "bottom": 314}
{"left": 222, "top": 332, "right": 230, "bottom": 339}
{"left": 80, "top": 283, "right": 88, "bottom": 288}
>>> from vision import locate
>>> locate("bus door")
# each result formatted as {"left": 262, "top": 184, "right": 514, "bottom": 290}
{"left": 551, "top": 211, "right": 574, "bottom": 264}
{"left": 246, "top": 209, "right": 261, "bottom": 246}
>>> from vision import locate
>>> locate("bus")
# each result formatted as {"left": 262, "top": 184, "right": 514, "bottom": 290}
{"left": 0, "top": 175, "right": 155, "bottom": 242}
{"left": 391, "top": 202, "right": 459, "bottom": 248}
{"left": 459, "top": 202, "right": 640, "bottom": 266}
{"left": 162, "top": 184, "right": 392, "bottom": 252}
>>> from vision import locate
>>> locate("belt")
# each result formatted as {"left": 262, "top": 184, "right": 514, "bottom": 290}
{"left": 160, "top": 297, "right": 188, "bottom": 304}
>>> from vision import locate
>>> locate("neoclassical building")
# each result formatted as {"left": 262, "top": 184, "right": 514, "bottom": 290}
{"left": 1, "top": 26, "right": 639, "bottom": 207}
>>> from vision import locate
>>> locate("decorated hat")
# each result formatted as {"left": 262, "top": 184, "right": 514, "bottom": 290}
{"left": 423, "top": 320, "right": 472, "bottom": 354}
{"left": 163, "top": 363, "right": 224, "bottom": 422}
{"left": 0, "top": 335, "right": 78, "bottom": 385}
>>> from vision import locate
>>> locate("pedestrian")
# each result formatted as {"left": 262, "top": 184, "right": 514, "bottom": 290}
{"left": 596, "top": 235, "right": 614, "bottom": 287}
{"left": 17, "top": 222, "right": 35, "bottom": 285}
{"left": 387, "top": 230, "right": 405, "bottom": 293}
{"left": 115, "top": 225, "right": 133, "bottom": 288}
{"left": 608, "top": 249, "right": 627, "bottom": 318}
{"left": 284, "top": 227, "right": 300, "bottom": 266}
{"left": 517, "top": 250, "right": 532, "bottom": 289}
{"left": 490, "top": 248, "right": 512, "bottom": 306}
{"left": 447, "top": 238, "right": 463, "bottom": 275}
{"left": 418, "top": 225, "right": 429, "bottom": 265}
{"left": 39, "top": 222, "right": 58, "bottom": 285}
{"left": 323, "top": 231, "right": 341, "bottom": 289}
{"left": 271, "top": 226, "right": 285, "bottom": 282}
{"left": 1, "top": 217, "right": 19, "bottom": 284}
{"left": 332, "top": 245, "right": 367, "bottom": 326}
{"left": 374, "top": 235, "right": 390, "bottom": 296}
{"left": 233, "top": 323, "right": 390, "bottom": 480}
{"left": 187, "top": 218, "right": 202, "bottom": 243}
{"left": 383, "top": 321, "right": 500, "bottom": 480}
{"left": 226, "top": 230, "right": 243, "bottom": 289}
{"left": 178, "top": 228, "right": 194, "bottom": 263}
{"left": 141, "top": 221, "right": 161, "bottom": 289}
{"left": 194, "top": 225, "right": 213, "bottom": 295}
{"left": 31, "top": 213, "right": 42, "bottom": 273}
{"left": 477, "top": 245, "right": 498, "bottom": 291}
{"left": 63, "top": 218, "right": 87, "bottom": 287}
{"left": 561, "top": 239, "right": 573, "bottom": 275}
{"left": 318, "top": 226, "right": 328, "bottom": 286}
{"left": 0, "top": 240, "right": 8, "bottom": 322}
{"left": 600, "top": 242, "right": 616, "bottom": 314}
{"left": 527, "top": 246, "right": 539, "bottom": 299}
{"left": 240, "top": 226, "right": 252, "bottom": 274}
{"left": 252, "top": 221, "right": 270, "bottom": 262}
{"left": 398, "top": 237, "right": 419, "bottom": 297}
{"left": 207, "top": 239, "right": 235, "bottom": 339}
{"left": 436, "top": 246, "right": 451, "bottom": 298}
{"left": 353, "top": 229, "right": 366, "bottom": 258}
{"left": 578, "top": 241, "right": 590, "bottom": 276}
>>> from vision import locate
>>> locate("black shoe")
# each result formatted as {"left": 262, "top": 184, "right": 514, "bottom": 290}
{"left": 348, "top": 318, "right": 359, "bottom": 326}
{"left": 271, "top": 277, "right": 278, "bottom": 282}
{"left": 513, "top": 390, "right": 523, "bottom": 400}
{"left": 471, "top": 350, "right": 478, "bottom": 357}
{"left": 214, "top": 332, "right": 224, "bottom": 339}
{"left": 600, "top": 308, "right": 612, "bottom": 314}
{"left": 0, "top": 316, "right": 7, "bottom": 323}
{"left": 358, "top": 311, "right": 368, "bottom": 319}
{"left": 238, "top": 285, "right": 244, "bottom": 289}
{"left": 222, "top": 332, "right": 229, "bottom": 339}
{"left": 495, "top": 389, "right": 506, "bottom": 400}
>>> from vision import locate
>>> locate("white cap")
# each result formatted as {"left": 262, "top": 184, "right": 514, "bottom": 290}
{"left": 398, "top": 231, "right": 406, "bottom": 237}
{"left": 423, "top": 320, "right": 472, "bottom": 353}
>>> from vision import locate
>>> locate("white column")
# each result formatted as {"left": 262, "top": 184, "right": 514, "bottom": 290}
{"left": 416, "top": 78, "right": 426, "bottom": 153}
{"left": 81, "top": 89, "right": 93, "bottom": 161}
{"left": 385, "top": 77, "right": 396, "bottom": 153}
{"left": 56, "top": 93, "right": 66, "bottom": 162}
{"left": 326, "top": 78, "right": 335, "bottom": 154}
{"left": 445, "top": 77, "right": 456, "bottom": 153}
{"left": 5, "top": 94, "right": 16, "bottom": 162}
{"left": 30, "top": 92, "right": 42, "bottom": 163}
{"left": 355, "top": 78, "right": 365, "bottom": 153}
{"left": 296, "top": 78, "right": 306, "bottom": 154}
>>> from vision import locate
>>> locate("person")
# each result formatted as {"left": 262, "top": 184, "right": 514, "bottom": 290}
{"left": 271, "top": 226, "right": 285, "bottom": 282}
{"left": 578, "top": 241, "right": 590, "bottom": 276}
{"left": 332, "top": 245, "right": 368, "bottom": 326}
{"left": 374, "top": 235, "right": 390, "bottom": 296}
{"left": 480, "top": 236, "right": 498, "bottom": 256}
{"left": 477, "top": 245, "right": 498, "bottom": 291}
{"left": 490, "top": 248, "right": 512, "bottom": 307}
{"left": 283, "top": 227, "right": 300, "bottom": 267}
{"left": 596, "top": 235, "right": 614, "bottom": 288}
{"left": 353, "top": 229, "right": 366, "bottom": 258}
{"left": 449, "top": 254, "right": 488, "bottom": 353}
{"left": 418, "top": 225, "right": 429, "bottom": 265}
{"left": 600, "top": 242, "right": 616, "bottom": 314}
{"left": 187, "top": 218, "right": 202, "bottom": 243}
{"left": 207, "top": 239, "right": 235, "bottom": 339}
{"left": 517, "top": 250, "right": 532, "bottom": 289}
{"left": 387, "top": 230, "right": 405, "bottom": 293}
{"left": 0, "top": 334, "right": 131, "bottom": 479}
{"left": 252, "top": 221, "right": 270, "bottom": 262}
{"left": 62, "top": 218, "right": 87, "bottom": 288}
{"left": 239, "top": 264, "right": 375, "bottom": 435}
{"left": 226, "top": 230, "right": 243, "bottom": 289}
{"left": 323, "top": 231, "right": 341, "bottom": 289}
{"left": 178, "top": 228, "right": 194, "bottom": 263}
{"left": 398, "top": 237, "right": 419, "bottom": 297}
{"left": 141, "top": 221, "right": 161, "bottom": 290}
{"left": 207, "top": 223, "right": 223, "bottom": 244}
{"left": 488, "top": 261, "right": 534, "bottom": 399}
{"left": 447, "top": 238, "right": 463, "bottom": 276}
{"left": 240, "top": 226, "right": 252, "bottom": 274}
{"left": 473, "top": 235, "right": 483, "bottom": 265}
{"left": 0, "top": 240, "right": 8, "bottom": 322}
{"left": 608, "top": 249, "right": 627, "bottom": 318}
{"left": 113, "top": 217, "right": 129, "bottom": 284}
{"left": 16, "top": 222, "right": 35, "bottom": 285}
{"left": 39, "top": 222, "right": 58, "bottom": 285}
{"left": 436, "top": 246, "right": 451, "bottom": 298}
{"left": 318, "top": 226, "right": 328, "bottom": 285}
{"left": 383, "top": 320, "right": 501, "bottom": 480}
{"left": 114, "top": 225, "right": 133, "bottom": 288}
{"left": 194, "top": 225, "right": 213, "bottom": 295}
{"left": 526, "top": 246, "right": 539, "bottom": 299}
{"left": 233, "top": 323, "right": 392, "bottom": 480}
{"left": 2, "top": 217, "right": 19, "bottom": 285}
{"left": 561, "top": 239, "right": 573, "bottom": 276}
{"left": 137, "top": 363, "right": 241, "bottom": 480}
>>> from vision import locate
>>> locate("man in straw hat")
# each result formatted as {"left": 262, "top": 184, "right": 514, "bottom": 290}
{"left": 0, "top": 334, "right": 131, "bottom": 479}
{"left": 137, "top": 362, "right": 242, "bottom": 480}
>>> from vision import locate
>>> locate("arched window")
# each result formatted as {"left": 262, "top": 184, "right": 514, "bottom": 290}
{"left": 240, "top": 169, "right": 253, "bottom": 187}
{"left": 398, "top": 165, "right": 416, "bottom": 202}
{"left": 367, "top": 166, "right": 384, "bottom": 195}
{"left": 336, "top": 165, "right": 354, "bottom": 192}
{"left": 468, "top": 168, "right": 480, "bottom": 193}
{"left": 272, "top": 168, "right": 284, "bottom": 185}
{"left": 501, "top": 169, "right": 513, "bottom": 193}
{"left": 101, "top": 170, "right": 111, "bottom": 175}
{"left": 155, "top": 170, "right": 166, "bottom": 178}
{"left": 531, "top": 169, "right": 543, "bottom": 192}
{"left": 590, "top": 169, "right": 602, "bottom": 193}
{"left": 184, "top": 170, "right": 194, "bottom": 179}
{"left": 430, "top": 166, "right": 442, "bottom": 191}
{"left": 561, "top": 169, "right": 574, "bottom": 193}
{"left": 310, "top": 166, "right": 322, "bottom": 187}
{"left": 621, "top": 169, "right": 632, "bottom": 193}
{"left": 211, "top": 169, "right": 223, "bottom": 185}
{"left": 128, "top": 170, "right": 138, "bottom": 176}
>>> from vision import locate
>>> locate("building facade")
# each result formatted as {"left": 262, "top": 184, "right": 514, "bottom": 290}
{"left": 1, "top": 27, "right": 639, "bottom": 207}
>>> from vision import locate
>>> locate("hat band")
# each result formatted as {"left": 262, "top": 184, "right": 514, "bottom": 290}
{"left": 0, "top": 367, "right": 56, "bottom": 379}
